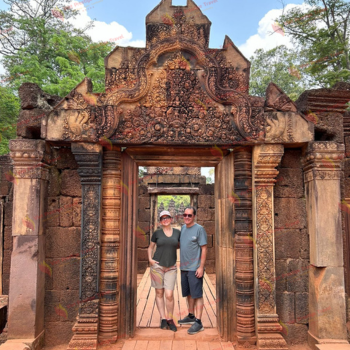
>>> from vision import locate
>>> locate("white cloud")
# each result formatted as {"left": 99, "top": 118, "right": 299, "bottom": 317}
{"left": 66, "top": 0, "right": 145, "bottom": 47}
{"left": 238, "top": 3, "right": 311, "bottom": 60}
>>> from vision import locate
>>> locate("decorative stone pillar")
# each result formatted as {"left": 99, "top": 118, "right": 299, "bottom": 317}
{"left": 99, "top": 148, "right": 121, "bottom": 344}
{"left": 68, "top": 143, "right": 103, "bottom": 350}
{"left": 234, "top": 148, "right": 256, "bottom": 345}
{"left": 252, "top": 144, "right": 287, "bottom": 350}
{"left": 6, "top": 140, "right": 51, "bottom": 349}
{"left": 303, "top": 142, "right": 348, "bottom": 349}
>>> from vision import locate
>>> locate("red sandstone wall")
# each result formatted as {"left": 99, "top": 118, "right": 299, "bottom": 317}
{"left": 274, "top": 149, "right": 310, "bottom": 345}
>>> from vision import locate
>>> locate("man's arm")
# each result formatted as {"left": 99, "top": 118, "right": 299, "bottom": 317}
{"left": 195, "top": 244, "right": 207, "bottom": 278}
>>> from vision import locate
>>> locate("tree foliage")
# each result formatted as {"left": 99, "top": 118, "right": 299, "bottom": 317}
{"left": 249, "top": 45, "right": 308, "bottom": 101}
{"left": 0, "top": 86, "right": 20, "bottom": 155}
{"left": 276, "top": 0, "right": 350, "bottom": 87}
{"left": 158, "top": 195, "right": 191, "bottom": 212}
{"left": 0, "top": 0, "right": 114, "bottom": 96}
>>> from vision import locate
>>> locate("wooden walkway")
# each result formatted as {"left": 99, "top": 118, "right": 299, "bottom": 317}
{"left": 137, "top": 268, "right": 217, "bottom": 329}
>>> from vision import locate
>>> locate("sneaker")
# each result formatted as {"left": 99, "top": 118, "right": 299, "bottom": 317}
{"left": 178, "top": 315, "right": 196, "bottom": 325}
{"left": 160, "top": 319, "right": 168, "bottom": 330}
{"left": 167, "top": 319, "right": 177, "bottom": 332}
{"left": 187, "top": 321, "right": 204, "bottom": 335}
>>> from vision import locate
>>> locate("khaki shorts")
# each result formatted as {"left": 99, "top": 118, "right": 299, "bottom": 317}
{"left": 150, "top": 263, "right": 177, "bottom": 290}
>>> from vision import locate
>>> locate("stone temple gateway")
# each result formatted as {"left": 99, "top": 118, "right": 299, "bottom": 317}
{"left": 1, "top": 0, "right": 350, "bottom": 349}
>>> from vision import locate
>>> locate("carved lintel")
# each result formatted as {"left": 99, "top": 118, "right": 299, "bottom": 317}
{"left": 253, "top": 144, "right": 287, "bottom": 350}
{"left": 69, "top": 143, "right": 103, "bottom": 350}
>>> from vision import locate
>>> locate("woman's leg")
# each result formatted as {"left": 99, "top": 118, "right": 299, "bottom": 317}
{"left": 155, "top": 288, "right": 166, "bottom": 319}
{"left": 164, "top": 289, "right": 174, "bottom": 320}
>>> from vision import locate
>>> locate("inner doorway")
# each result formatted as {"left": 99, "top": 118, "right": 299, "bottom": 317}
{"left": 135, "top": 170, "right": 217, "bottom": 329}
{"left": 118, "top": 146, "right": 235, "bottom": 341}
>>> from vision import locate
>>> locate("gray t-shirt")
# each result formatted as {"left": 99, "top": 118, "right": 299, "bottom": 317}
{"left": 180, "top": 223, "right": 207, "bottom": 271}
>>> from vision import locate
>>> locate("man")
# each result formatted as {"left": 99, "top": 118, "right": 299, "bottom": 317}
{"left": 178, "top": 207, "right": 207, "bottom": 335}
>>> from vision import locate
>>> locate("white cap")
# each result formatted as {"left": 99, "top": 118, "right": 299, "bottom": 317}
{"left": 159, "top": 210, "right": 171, "bottom": 218}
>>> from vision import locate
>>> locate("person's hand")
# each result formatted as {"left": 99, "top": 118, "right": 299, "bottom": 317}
{"left": 195, "top": 266, "right": 204, "bottom": 278}
{"left": 150, "top": 259, "right": 159, "bottom": 266}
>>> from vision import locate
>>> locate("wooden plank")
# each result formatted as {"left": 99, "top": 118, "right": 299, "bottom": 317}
{"left": 137, "top": 268, "right": 150, "bottom": 305}
{"left": 147, "top": 341, "right": 161, "bottom": 350}
{"left": 137, "top": 273, "right": 152, "bottom": 326}
{"left": 220, "top": 342, "right": 235, "bottom": 349}
{"left": 208, "top": 342, "right": 222, "bottom": 350}
{"left": 139, "top": 285, "right": 155, "bottom": 327}
{"left": 149, "top": 293, "right": 160, "bottom": 328}
{"left": 196, "top": 342, "right": 210, "bottom": 350}
{"left": 202, "top": 274, "right": 217, "bottom": 326}
{"left": 148, "top": 187, "right": 200, "bottom": 195}
{"left": 121, "top": 340, "right": 137, "bottom": 350}
{"left": 160, "top": 340, "right": 173, "bottom": 350}
{"left": 172, "top": 341, "right": 185, "bottom": 350}
{"left": 135, "top": 340, "right": 148, "bottom": 350}
{"left": 173, "top": 274, "right": 181, "bottom": 324}
{"left": 184, "top": 340, "right": 197, "bottom": 350}
{"left": 205, "top": 273, "right": 217, "bottom": 299}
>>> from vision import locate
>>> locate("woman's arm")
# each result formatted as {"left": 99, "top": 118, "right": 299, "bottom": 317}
{"left": 147, "top": 241, "right": 159, "bottom": 266}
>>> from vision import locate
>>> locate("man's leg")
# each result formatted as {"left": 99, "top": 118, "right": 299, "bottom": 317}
{"left": 194, "top": 296, "right": 204, "bottom": 320}
{"left": 187, "top": 295, "right": 195, "bottom": 315}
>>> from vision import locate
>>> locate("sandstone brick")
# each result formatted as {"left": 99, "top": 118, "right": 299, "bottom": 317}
{"left": 52, "top": 257, "right": 80, "bottom": 291}
{"left": 280, "top": 149, "right": 303, "bottom": 168}
{"left": 138, "top": 208, "right": 150, "bottom": 222}
{"left": 17, "top": 108, "right": 48, "bottom": 138}
{"left": 46, "top": 197, "right": 60, "bottom": 227}
{"left": 139, "top": 197, "right": 150, "bottom": 210}
{"left": 275, "top": 169, "right": 304, "bottom": 198}
{"left": 199, "top": 184, "right": 214, "bottom": 195}
{"left": 198, "top": 195, "right": 215, "bottom": 208}
{"left": 2, "top": 274, "right": 9, "bottom": 295}
{"left": 60, "top": 290, "right": 80, "bottom": 322}
{"left": 2, "top": 250, "right": 11, "bottom": 276}
{"left": 345, "top": 136, "right": 350, "bottom": 158}
{"left": 137, "top": 249, "right": 149, "bottom": 262}
{"left": 296, "top": 292, "right": 309, "bottom": 324}
{"left": 300, "top": 229, "right": 310, "bottom": 259}
{"left": 197, "top": 208, "right": 215, "bottom": 221}
{"left": 73, "top": 198, "right": 82, "bottom": 227}
{"left": 275, "top": 229, "right": 301, "bottom": 260}
{"left": 206, "top": 247, "right": 215, "bottom": 260}
{"left": 4, "top": 202, "right": 12, "bottom": 226}
{"left": 274, "top": 198, "right": 307, "bottom": 229}
{"left": 138, "top": 261, "right": 148, "bottom": 274}
{"left": 4, "top": 226, "right": 12, "bottom": 251}
{"left": 46, "top": 227, "right": 80, "bottom": 258}
{"left": 137, "top": 235, "right": 149, "bottom": 248}
{"left": 276, "top": 292, "right": 295, "bottom": 323}
{"left": 57, "top": 148, "right": 78, "bottom": 170}
{"left": 276, "top": 260, "right": 287, "bottom": 293}
{"left": 139, "top": 184, "right": 148, "bottom": 196}
{"left": 205, "top": 260, "right": 215, "bottom": 273}
{"left": 282, "top": 323, "right": 308, "bottom": 345}
{"left": 286, "top": 259, "right": 309, "bottom": 293}
{"left": 44, "top": 321, "right": 75, "bottom": 346}
{"left": 45, "top": 258, "right": 53, "bottom": 291}
{"left": 48, "top": 167, "right": 61, "bottom": 197}
{"left": 61, "top": 170, "right": 82, "bottom": 197}
{"left": 45, "top": 291, "right": 61, "bottom": 323}
{"left": 60, "top": 196, "right": 73, "bottom": 227}
{"left": 206, "top": 234, "right": 213, "bottom": 248}
{"left": 202, "top": 221, "right": 215, "bottom": 235}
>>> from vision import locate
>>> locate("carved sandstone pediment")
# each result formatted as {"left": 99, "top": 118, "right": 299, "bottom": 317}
{"left": 43, "top": 0, "right": 313, "bottom": 146}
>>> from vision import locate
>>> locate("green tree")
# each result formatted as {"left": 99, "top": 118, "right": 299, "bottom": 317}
{"left": 0, "top": 0, "right": 114, "bottom": 96}
{"left": 249, "top": 45, "right": 307, "bottom": 101}
{"left": 158, "top": 195, "right": 191, "bottom": 211}
{"left": 276, "top": 0, "right": 350, "bottom": 87}
{"left": 0, "top": 86, "right": 20, "bottom": 155}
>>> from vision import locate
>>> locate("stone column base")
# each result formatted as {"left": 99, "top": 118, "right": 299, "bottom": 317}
{"left": 308, "top": 331, "right": 349, "bottom": 350}
{"left": 67, "top": 318, "right": 98, "bottom": 350}
{"left": 257, "top": 317, "right": 288, "bottom": 350}
{"left": 0, "top": 330, "right": 44, "bottom": 350}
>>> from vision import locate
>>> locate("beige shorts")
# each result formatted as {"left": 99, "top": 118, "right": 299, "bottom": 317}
{"left": 150, "top": 263, "right": 177, "bottom": 290}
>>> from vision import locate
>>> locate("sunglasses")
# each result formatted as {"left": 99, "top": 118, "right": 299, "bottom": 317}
{"left": 160, "top": 216, "right": 171, "bottom": 221}
{"left": 183, "top": 214, "right": 193, "bottom": 218}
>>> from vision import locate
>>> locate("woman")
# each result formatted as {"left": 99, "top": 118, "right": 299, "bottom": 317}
{"left": 147, "top": 210, "right": 181, "bottom": 332}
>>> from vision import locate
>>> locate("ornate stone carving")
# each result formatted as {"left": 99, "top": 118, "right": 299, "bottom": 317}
{"left": 303, "top": 141, "right": 344, "bottom": 183}
{"left": 99, "top": 149, "right": 121, "bottom": 343}
{"left": 253, "top": 144, "right": 287, "bottom": 350}
{"left": 68, "top": 143, "right": 103, "bottom": 350}
{"left": 234, "top": 148, "right": 256, "bottom": 344}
